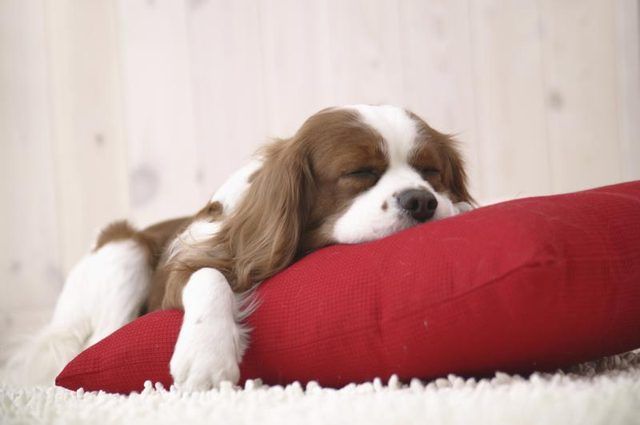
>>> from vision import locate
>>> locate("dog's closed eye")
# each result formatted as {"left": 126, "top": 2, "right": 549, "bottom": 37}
{"left": 417, "top": 167, "right": 440, "bottom": 180}
{"left": 345, "top": 168, "right": 380, "bottom": 180}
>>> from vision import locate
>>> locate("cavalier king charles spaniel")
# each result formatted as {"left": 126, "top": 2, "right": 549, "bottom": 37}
{"left": 5, "top": 105, "right": 473, "bottom": 389}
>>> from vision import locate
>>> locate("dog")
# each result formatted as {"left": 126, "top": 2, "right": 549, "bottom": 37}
{"left": 3, "top": 104, "right": 473, "bottom": 390}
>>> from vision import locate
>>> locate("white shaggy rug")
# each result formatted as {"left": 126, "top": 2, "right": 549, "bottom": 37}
{"left": 2, "top": 352, "right": 640, "bottom": 425}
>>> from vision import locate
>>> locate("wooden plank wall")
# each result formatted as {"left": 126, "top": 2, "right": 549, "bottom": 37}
{"left": 0, "top": 0, "right": 60, "bottom": 344}
{"left": 1, "top": 0, "right": 639, "bottom": 342}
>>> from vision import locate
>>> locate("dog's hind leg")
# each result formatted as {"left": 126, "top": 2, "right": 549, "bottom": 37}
{"left": 2, "top": 222, "right": 153, "bottom": 386}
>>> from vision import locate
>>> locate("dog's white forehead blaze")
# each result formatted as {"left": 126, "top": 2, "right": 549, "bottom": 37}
{"left": 331, "top": 105, "right": 462, "bottom": 244}
{"left": 343, "top": 104, "right": 418, "bottom": 165}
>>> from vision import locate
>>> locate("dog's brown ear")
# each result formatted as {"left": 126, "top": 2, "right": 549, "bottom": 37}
{"left": 437, "top": 135, "right": 475, "bottom": 205}
{"left": 222, "top": 138, "right": 312, "bottom": 291}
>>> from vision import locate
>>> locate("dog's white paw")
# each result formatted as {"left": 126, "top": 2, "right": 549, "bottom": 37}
{"left": 453, "top": 201, "right": 474, "bottom": 214}
{"left": 170, "top": 331, "right": 240, "bottom": 391}
{"left": 170, "top": 267, "right": 244, "bottom": 392}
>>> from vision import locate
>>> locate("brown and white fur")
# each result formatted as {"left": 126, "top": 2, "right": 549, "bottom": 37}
{"left": 3, "top": 105, "right": 473, "bottom": 390}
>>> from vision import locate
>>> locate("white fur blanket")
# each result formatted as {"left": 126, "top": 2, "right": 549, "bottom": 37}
{"left": 1, "top": 352, "right": 639, "bottom": 425}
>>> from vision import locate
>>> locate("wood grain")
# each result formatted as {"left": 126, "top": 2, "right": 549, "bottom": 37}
{"left": 1, "top": 0, "right": 638, "bottom": 342}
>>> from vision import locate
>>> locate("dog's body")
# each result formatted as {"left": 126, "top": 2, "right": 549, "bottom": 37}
{"left": 4, "top": 105, "right": 473, "bottom": 389}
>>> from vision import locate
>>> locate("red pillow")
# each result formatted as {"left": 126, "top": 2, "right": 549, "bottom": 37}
{"left": 56, "top": 182, "right": 640, "bottom": 394}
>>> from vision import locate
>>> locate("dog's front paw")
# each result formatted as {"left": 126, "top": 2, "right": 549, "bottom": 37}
{"left": 453, "top": 201, "right": 474, "bottom": 214}
{"left": 169, "top": 326, "right": 240, "bottom": 391}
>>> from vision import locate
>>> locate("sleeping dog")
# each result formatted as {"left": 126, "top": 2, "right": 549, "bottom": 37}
{"left": 4, "top": 105, "right": 473, "bottom": 390}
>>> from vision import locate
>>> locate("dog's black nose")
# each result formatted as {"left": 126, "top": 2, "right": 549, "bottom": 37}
{"left": 396, "top": 189, "right": 438, "bottom": 222}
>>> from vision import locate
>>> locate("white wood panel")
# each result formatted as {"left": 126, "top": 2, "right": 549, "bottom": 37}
{"left": 2, "top": 0, "right": 639, "bottom": 348}
{"left": 116, "top": 0, "right": 202, "bottom": 224}
{"left": 258, "top": 0, "right": 334, "bottom": 137}
{"left": 186, "top": 0, "right": 268, "bottom": 197}
{"left": 616, "top": 0, "right": 640, "bottom": 181}
{"left": 45, "top": 0, "right": 130, "bottom": 271}
{"left": 398, "top": 0, "right": 483, "bottom": 201}
{"left": 539, "top": 0, "right": 623, "bottom": 193}
{"left": 0, "top": 0, "right": 61, "bottom": 343}
{"left": 324, "top": 0, "right": 405, "bottom": 107}
{"left": 469, "top": 0, "right": 551, "bottom": 201}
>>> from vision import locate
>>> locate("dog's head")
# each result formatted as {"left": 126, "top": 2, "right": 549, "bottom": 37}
{"left": 224, "top": 105, "right": 473, "bottom": 289}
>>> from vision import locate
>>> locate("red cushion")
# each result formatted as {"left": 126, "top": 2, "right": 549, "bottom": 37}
{"left": 56, "top": 182, "right": 640, "bottom": 394}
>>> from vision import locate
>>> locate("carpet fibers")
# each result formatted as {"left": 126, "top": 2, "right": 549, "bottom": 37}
{"left": 2, "top": 353, "right": 640, "bottom": 425}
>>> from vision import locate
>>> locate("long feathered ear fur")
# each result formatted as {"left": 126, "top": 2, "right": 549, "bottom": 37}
{"left": 221, "top": 138, "right": 313, "bottom": 291}
{"left": 435, "top": 134, "right": 475, "bottom": 205}
{"left": 156, "top": 138, "right": 312, "bottom": 307}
